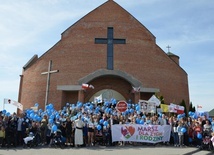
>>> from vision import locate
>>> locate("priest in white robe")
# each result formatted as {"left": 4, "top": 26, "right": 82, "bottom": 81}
{"left": 74, "top": 115, "right": 85, "bottom": 146}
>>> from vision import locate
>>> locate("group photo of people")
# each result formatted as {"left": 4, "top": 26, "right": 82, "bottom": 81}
{"left": 0, "top": 99, "right": 214, "bottom": 152}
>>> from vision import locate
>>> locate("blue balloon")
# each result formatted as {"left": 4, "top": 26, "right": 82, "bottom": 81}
{"left": 97, "top": 125, "right": 102, "bottom": 130}
{"left": 30, "top": 113, "right": 34, "bottom": 119}
{"left": 36, "top": 116, "right": 41, "bottom": 121}
{"left": 90, "top": 104, "right": 94, "bottom": 110}
{"left": 6, "top": 112, "right": 10, "bottom": 116}
{"left": 197, "top": 133, "right": 202, "bottom": 139}
{"left": 135, "top": 106, "right": 140, "bottom": 111}
{"left": 103, "top": 121, "right": 108, "bottom": 126}
{"left": 188, "top": 111, "right": 193, "bottom": 116}
{"left": 181, "top": 128, "right": 187, "bottom": 133}
{"left": 52, "top": 125, "right": 57, "bottom": 132}
{"left": 56, "top": 114, "right": 60, "bottom": 119}
{"left": 34, "top": 103, "right": 39, "bottom": 107}
{"left": 38, "top": 109, "right": 43, "bottom": 113}
{"left": 130, "top": 109, "right": 134, "bottom": 114}
{"left": 105, "top": 108, "right": 110, "bottom": 114}
{"left": 142, "top": 115, "right": 146, "bottom": 119}
{"left": 140, "top": 120, "right": 144, "bottom": 124}
{"left": 125, "top": 109, "right": 129, "bottom": 115}
{"left": 99, "top": 119, "right": 104, "bottom": 124}
{"left": 136, "top": 118, "right": 140, "bottom": 124}
{"left": 96, "top": 107, "right": 100, "bottom": 111}
{"left": 112, "top": 99, "right": 117, "bottom": 105}
{"left": 49, "top": 118, "right": 54, "bottom": 124}
{"left": 50, "top": 115, "right": 55, "bottom": 119}
{"left": 193, "top": 114, "right": 198, "bottom": 119}
{"left": 33, "top": 114, "right": 38, "bottom": 119}
{"left": 47, "top": 109, "right": 52, "bottom": 116}
{"left": 2, "top": 110, "right": 6, "bottom": 114}
{"left": 46, "top": 105, "right": 50, "bottom": 110}
{"left": 104, "top": 101, "right": 109, "bottom": 106}
{"left": 77, "top": 102, "right": 83, "bottom": 108}
{"left": 49, "top": 103, "right": 54, "bottom": 109}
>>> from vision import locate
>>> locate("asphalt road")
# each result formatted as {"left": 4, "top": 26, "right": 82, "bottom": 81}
{"left": 0, "top": 145, "right": 213, "bottom": 155}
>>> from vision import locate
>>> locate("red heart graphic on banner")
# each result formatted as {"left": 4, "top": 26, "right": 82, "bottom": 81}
{"left": 127, "top": 126, "right": 135, "bottom": 136}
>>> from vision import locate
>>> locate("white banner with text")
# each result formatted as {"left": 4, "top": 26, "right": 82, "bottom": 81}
{"left": 111, "top": 124, "right": 171, "bottom": 143}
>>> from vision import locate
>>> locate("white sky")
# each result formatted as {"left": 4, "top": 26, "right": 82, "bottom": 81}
{"left": 0, "top": 0, "right": 214, "bottom": 112}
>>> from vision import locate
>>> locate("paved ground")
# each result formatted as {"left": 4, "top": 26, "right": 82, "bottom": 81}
{"left": 0, "top": 145, "right": 213, "bottom": 155}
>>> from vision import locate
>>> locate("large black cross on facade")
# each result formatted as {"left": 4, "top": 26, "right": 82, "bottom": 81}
{"left": 95, "top": 27, "right": 126, "bottom": 70}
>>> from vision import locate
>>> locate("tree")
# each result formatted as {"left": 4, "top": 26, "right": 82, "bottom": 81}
{"left": 192, "top": 106, "right": 196, "bottom": 112}
{"left": 189, "top": 102, "right": 196, "bottom": 112}
{"left": 155, "top": 94, "right": 165, "bottom": 108}
{"left": 189, "top": 102, "right": 193, "bottom": 112}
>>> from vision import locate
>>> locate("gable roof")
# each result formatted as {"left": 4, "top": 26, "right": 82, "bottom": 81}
{"left": 209, "top": 108, "right": 214, "bottom": 117}
{"left": 61, "top": 0, "right": 155, "bottom": 40}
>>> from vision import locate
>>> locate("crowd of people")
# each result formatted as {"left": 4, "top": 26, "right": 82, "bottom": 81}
{"left": 0, "top": 101, "right": 214, "bottom": 151}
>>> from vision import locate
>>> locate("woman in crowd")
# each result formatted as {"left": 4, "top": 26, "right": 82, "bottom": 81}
{"left": 87, "top": 115, "right": 95, "bottom": 146}
{"left": 193, "top": 121, "right": 202, "bottom": 148}
{"left": 171, "top": 116, "right": 179, "bottom": 147}
{"left": 40, "top": 115, "right": 48, "bottom": 145}
{"left": 65, "top": 117, "right": 73, "bottom": 146}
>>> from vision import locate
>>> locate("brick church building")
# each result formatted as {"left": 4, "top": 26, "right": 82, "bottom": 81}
{"left": 18, "top": 0, "right": 189, "bottom": 110}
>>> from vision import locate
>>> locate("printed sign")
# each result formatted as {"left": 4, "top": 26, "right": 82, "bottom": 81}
{"left": 116, "top": 100, "right": 128, "bottom": 112}
{"left": 111, "top": 124, "right": 171, "bottom": 143}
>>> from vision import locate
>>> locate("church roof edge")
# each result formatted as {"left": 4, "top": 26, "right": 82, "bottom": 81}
{"left": 23, "top": 54, "right": 38, "bottom": 70}
{"left": 61, "top": 0, "right": 155, "bottom": 40}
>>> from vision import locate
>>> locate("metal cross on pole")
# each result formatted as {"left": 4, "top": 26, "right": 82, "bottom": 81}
{"left": 166, "top": 45, "right": 171, "bottom": 52}
{"left": 41, "top": 60, "right": 59, "bottom": 110}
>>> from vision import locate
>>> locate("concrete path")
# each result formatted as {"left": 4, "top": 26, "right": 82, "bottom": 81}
{"left": 0, "top": 145, "right": 213, "bottom": 155}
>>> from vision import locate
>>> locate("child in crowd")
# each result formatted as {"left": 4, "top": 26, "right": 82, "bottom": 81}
{"left": 0, "top": 126, "right": 5, "bottom": 148}
{"left": 193, "top": 122, "right": 202, "bottom": 148}
{"left": 177, "top": 121, "right": 184, "bottom": 147}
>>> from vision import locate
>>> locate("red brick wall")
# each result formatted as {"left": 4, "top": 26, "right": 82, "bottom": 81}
{"left": 19, "top": 1, "right": 189, "bottom": 110}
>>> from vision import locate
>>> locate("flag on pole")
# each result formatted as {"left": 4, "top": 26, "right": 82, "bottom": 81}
{"left": 4, "top": 98, "right": 23, "bottom": 111}
{"left": 197, "top": 105, "right": 202, "bottom": 109}
{"left": 82, "top": 83, "right": 94, "bottom": 89}
{"left": 168, "top": 103, "right": 177, "bottom": 113}
{"left": 132, "top": 86, "right": 140, "bottom": 93}
{"left": 160, "top": 104, "right": 169, "bottom": 112}
{"left": 175, "top": 105, "right": 184, "bottom": 114}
